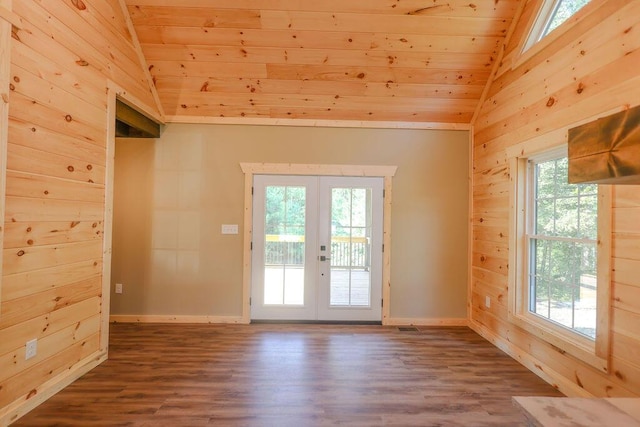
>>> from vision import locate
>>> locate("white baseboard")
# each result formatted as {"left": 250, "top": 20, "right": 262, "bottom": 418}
{"left": 385, "top": 317, "right": 468, "bottom": 326}
{"left": 0, "top": 351, "right": 107, "bottom": 426}
{"left": 109, "top": 314, "right": 246, "bottom": 324}
{"left": 468, "top": 319, "right": 594, "bottom": 398}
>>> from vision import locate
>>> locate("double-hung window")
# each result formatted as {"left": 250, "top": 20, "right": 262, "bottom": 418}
{"left": 527, "top": 152, "right": 598, "bottom": 338}
{"left": 509, "top": 145, "right": 610, "bottom": 372}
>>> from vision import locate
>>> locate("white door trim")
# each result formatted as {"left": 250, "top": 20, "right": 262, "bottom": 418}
{"left": 240, "top": 163, "right": 397, "bottom": 324}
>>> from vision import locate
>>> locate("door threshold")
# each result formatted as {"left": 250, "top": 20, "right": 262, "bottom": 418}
{"left": 250, "top": 319, "right": 382, "bottom": 325}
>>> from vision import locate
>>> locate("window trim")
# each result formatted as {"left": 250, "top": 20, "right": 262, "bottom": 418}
{"left": 508, "top": 145, "right": 611, "bottom": 373}
{"left": 513, "top": 0, "right": 598, "bottom": 70}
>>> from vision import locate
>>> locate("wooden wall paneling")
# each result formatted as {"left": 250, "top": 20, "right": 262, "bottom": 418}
{"left": 258, "top": 10, "right": 510, "bottom": 36}
{"left": 9, "top": 94, "right": 105, "bottom": 148}
{"left": 141, "top": 44, "right": 495, "bottom": 70}
{"left": 471, "top": 0, "right": 640, "bottom": 400}
{"left": 11, "top": 42, "right": 107, "bottom": 111}
{"left": 5, "top": 171, "right": 105, "bottom": 204}
{"left": 0, "top": 314, "right": 100, "bottom": 385}
{"left": 9, "top": 118, "right": 107, "bottom": 165}
{"left": 4, "top": 196, "right": 104, "bottom": 223}
{"left": 3, "top": 220, "right": 103, "bottom": 250}
{"left": 479, "top": 6, "right": 640, "bottom": 132}
{"left": 265, "top": 107, "right": 472, "bottom": 124}
{"left": 149, "top": 60, "right": 268, "bottom": 79}
{"left": 161, "top": 91, "right": 479, "bottom": 113}
{"left": 264, "top": 64, "right": 491, "bottom": 85}
{"left": 2, "top": 260, "right": 102, "bottom": 302}
{"left": 0, "top": 296, "right": 101, "bottom": 358}
{"left": 3, "top": 239, "right": 103, "bottom": 276}
{"left": 14, "top": 1, "right": 154, "bottom": 110}
{"left": 7, "top": 142, "right": 106, "bottom": 185}
{"left": 479, "top": 0, "right": 637, "bottom": 116}
{"left": 0, "top": 0, "right": 11, "bottom": 320}
{"left": 117, "top": 0, "right": 165, "bottom": 119}
{"left": 0, "top": 333, "right": 101, "bottom": 409}
{"left": 0, "top": 0, "right": 160, "bottom": 422}
{"left": 153, "top": 76, "right": 482, "bottom": 99}
{"left": 134, "top": 25, "right": 503, "bottom": 55}
{"left": 127, "top": 0, "right": 519, "bottom": 17}
{"left": 0, "top": 276, "right": 101, "bottom": 329}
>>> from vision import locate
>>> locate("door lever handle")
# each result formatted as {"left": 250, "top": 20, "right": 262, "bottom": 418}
{"left": 319, "top": 256, "right": 331, "bottom": 261}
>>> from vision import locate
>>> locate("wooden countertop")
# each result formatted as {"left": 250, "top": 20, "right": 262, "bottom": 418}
{"left": 513, "top": 397, "right": 640, "bottom": 427}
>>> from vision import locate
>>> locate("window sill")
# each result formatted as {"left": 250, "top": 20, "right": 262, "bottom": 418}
{"left": 508, "top": 309, "right": 608, "bottom": 374}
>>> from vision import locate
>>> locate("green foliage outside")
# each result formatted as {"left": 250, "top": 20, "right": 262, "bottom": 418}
{"left": 530, "top": 156, "right": 597, "bottom": 336}
{"left": 545, "top": 0, "right": 591, "bottom": 34}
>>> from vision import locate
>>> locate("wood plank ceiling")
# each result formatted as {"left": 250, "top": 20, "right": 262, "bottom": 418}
{"left": 125, "top": 0, "right": 518, "bottom": 125}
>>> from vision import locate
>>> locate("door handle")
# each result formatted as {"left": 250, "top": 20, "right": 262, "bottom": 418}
{"left": 320, "top": 256, "right": 331, "bottom": 261}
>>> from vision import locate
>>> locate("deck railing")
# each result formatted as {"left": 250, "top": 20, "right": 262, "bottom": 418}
{"left": 265, "top": 235, "right": 369, "bottom": 269}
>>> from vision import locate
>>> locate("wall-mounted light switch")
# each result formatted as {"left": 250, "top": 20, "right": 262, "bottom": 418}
{"left": 221, "top": 224, "right": 239, "bottom": 234}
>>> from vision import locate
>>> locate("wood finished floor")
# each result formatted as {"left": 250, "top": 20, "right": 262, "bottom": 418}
{"left": 14, "top": 324, "right": 563, "bottom": 426}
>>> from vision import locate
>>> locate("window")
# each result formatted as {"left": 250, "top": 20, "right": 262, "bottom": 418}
{"left": 523, "top": 0, "right": 592, "bottom": 52}
{"left": 526, "top": 153, "right": 598, "bottom": 339}
{"left": 508, "top": 145, "right": 610, "bottom": 372}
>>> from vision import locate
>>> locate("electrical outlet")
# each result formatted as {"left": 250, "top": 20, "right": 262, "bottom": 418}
{"left": 115, "top": 283, "right": 123, "bottom": 294}
{"left": 485, "top": 296, "right": 491, "bottom": 308}
{"left": 25, "top": 339, "right": 37, "bottom": 360}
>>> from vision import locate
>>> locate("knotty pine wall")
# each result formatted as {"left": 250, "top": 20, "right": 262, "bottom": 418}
{"left": 0, "top": 1, "right": 159, "bottom": 424}
{"left": 471, "top": 0, "right": 640, "bottom": 396}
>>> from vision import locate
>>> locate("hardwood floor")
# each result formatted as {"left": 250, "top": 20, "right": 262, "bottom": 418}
{"left": 13, "top": 324, "right": 563, "bottom": 426}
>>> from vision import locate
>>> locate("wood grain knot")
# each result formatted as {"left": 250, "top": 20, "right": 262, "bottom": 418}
{"left": 86, "top": 164, "right": 92, "bottom": 170}
{"left": 17, "top": 250, "right": 25, "bottom": 257}
{"left": 70, "top": 221, "right": 80, "bottom": 228}
{"left": 71, "top": 0, "right": 87, "bottom": 10}
{"left": 26, "top": 227, "right": 31, "bottom": 232}
{"left": 577, "top": 83, "right": 585, "bottom": 94}
{"left": 9, "top": 83, "right": 14, "bottom": 91}
{"left": 65, "top": 115, "right": 73, "bottom": 122}
{"left": 44, "top": 190, "right": 49, "bottom": 195}
{"left": 27, "top": 389, "right": 37, "bottom": 399}
{"left": 92, "top": 222, "right": 98, "bottom": 228}
{"left": 546, "top": 97, "right": 556, "bottom": 107}
{"left": 357, "top": 72, "right": 365, "bottom": 79}
{"left": 27, "top": 239, "right": 33, "bottom": 245}
{"left": 76, "top": 59, "right": 89, "bottom": 66}
{"left": 67, "top": 165, "right": 75, "bottom": 172}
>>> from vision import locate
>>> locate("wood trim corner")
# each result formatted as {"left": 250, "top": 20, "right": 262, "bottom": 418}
{"left": 0, "top": 0, "right": 11, "bottom": 319}
{"left": 117, "top": 0, "right": 165, "bottom": 121}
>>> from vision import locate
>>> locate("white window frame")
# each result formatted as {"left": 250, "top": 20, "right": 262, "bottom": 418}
{"left": 508, "top": 144, "right": 611, "bottom": 373}
{"left": 514, "top": 0, "right": 597, "bottom": 68}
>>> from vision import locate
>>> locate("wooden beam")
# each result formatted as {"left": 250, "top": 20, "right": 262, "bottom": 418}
{"left": 115, "top": 99, "right": 161, "bottom": 138}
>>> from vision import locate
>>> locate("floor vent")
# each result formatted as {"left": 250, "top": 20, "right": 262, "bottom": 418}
{"left": 398, "top": 327, "right": 419, "bottom": 332}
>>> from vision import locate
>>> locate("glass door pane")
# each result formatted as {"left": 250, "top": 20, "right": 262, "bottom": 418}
{"left": 318, "top": 176, "right": 383, "bottom": 322}
{"left": 329, "top": 187, "right": 372, "bottom": 307}
{"left": 264, "top": 186, "right": 305, "bottom": 305}
{"left": 251, "top": 175, "right": 317, "bottom": 321}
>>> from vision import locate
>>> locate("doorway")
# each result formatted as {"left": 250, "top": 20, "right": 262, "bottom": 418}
{"left": 250, "top": 175, "right": 384, "bottom": 322}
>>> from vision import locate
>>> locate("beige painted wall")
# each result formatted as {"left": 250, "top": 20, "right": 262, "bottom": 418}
{"left": 112, "top": 124, "right": 469, "bottom": 321}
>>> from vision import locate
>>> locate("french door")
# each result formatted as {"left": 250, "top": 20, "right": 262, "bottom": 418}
{"left": 251, "top": 175, "right": 383, "bottom": 321}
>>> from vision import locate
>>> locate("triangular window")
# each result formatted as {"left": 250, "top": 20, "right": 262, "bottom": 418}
{"left": 524, "top": 0, "right": 591, "bottom": 51}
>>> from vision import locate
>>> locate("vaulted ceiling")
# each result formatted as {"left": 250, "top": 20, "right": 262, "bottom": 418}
{"left": 125, "top": 0, "right": 519, "bottom": 126}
